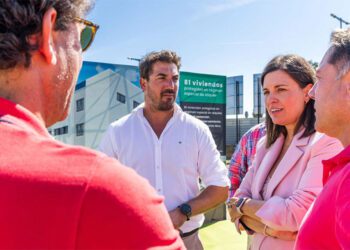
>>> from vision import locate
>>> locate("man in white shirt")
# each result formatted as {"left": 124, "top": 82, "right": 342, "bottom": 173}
{"left": 99, "top": 50, "right": 229, "bottom": 249}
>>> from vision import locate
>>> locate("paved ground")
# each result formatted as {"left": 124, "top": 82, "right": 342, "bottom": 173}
{"left": 199, "top": 220, "right": 248, "bottom": 250}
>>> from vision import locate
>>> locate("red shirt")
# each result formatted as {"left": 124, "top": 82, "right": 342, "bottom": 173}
{"left": 295, "top": 145, "right": 350, "bottom": 250}
{"left": 0, "top": 97, "right": 184, "bottom": 249}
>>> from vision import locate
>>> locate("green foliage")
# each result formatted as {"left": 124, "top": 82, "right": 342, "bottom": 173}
{"left": 308, "top": 60, "right": 319, "bottom": 70}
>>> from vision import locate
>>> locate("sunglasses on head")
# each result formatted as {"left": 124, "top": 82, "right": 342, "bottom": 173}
{"left": 74, "top": 17, "right": 99, "bottom": 52}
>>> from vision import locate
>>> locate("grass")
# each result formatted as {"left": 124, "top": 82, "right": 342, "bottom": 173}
{"left": 199, "top": 220, "right": 248, "bottom": 250}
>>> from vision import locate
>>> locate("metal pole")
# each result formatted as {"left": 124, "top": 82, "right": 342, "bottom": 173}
{"left": 257, "top": 78, "right": 261, "bottom": 124}
{"left": 330, "top": 13, "right": 350, "bottom": 28}
{"left": 235, "top": 81, "right": 240, "bottom": 144}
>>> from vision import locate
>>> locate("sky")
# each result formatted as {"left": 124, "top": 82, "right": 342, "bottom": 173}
{"left": 84, "top": 0, "right": 350, "bottom": 116}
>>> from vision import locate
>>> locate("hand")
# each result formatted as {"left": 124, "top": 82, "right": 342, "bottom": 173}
{"left": 227, "top": 197, "right": 241, "bottom": 222}
{"left": 239, "top": 224, "right": 246, "bottom": 231}
{"left": 267, "top": 228, "right": 297, "bottom": 241}
{"left": 168, "top": 208, "right": 187, "bottom": 230}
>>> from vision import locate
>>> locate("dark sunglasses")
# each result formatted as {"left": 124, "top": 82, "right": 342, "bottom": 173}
{"left": 74, "top": 17, "right": 99, "bottom": 52}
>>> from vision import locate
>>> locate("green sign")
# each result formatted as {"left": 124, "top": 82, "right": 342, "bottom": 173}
{"left": 179, "top": 71, "right": 226, "bottom": 156}
{"left": 179, "top": 72, "right": 226, "bottom": 104}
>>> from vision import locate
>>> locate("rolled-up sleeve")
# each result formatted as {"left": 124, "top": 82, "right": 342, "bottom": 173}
{"left": 256, "top": 136, "right": 343, "bottom": 231}
{"left": 197, "top": 125, "right": 230, "bottom": 188}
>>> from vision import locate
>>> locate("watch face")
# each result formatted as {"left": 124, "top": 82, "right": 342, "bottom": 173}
{"left": 235, "top": 198, "right": 245, "bottom": 208}
{"left": 180, "top": 204, "right": 192, "bottom": 216}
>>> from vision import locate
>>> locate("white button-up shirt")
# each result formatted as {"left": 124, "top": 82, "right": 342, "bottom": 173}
{"left": 99, "top": 104, "right": 229, "bottom": 232}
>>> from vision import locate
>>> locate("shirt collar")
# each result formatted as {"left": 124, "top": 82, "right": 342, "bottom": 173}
{"left": 134, "top": 102, "right": 183, "bottom": 118}
{"left": 322, "top": 145, "right": 350, "bottom": 184}
{"left": 0, "top": 97, "right": 50, "bottom": 137}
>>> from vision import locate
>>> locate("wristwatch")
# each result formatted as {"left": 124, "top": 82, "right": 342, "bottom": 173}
{"left": 235, "top": 197, "right": 248, "bottom": 215}
{"left": 178, "top": 203, "right": 192, "bottom": 221}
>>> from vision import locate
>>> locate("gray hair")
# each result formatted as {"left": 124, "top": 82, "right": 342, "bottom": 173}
{"left": 328, "top": 28, "right": 350, "bottom": 79}
{"left": 0, "top": 0, "right": 94, "bottom": 70}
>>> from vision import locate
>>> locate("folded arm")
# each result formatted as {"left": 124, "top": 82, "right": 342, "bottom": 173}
{"left": 240, "top": 216, "right": 297, "bottom": 241}
{"left": 233, "top": 136, "right": 342, "bottom": 232}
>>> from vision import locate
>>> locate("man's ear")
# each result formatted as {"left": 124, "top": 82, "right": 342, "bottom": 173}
{"left": 140, "top": 78, "right": 147, "bottom": 91}
{"left": 39, "top": 8, "right": 57, "bottom": 65}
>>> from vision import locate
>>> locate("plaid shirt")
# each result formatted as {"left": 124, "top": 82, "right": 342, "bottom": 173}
{"left": 228, "top": 123, "right": 266, "bottom": 198}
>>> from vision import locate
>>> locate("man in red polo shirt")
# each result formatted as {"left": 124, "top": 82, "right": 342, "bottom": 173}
{"left": 295, "top": 29, "right": 350, "bottom": 249}
{"left": 0, "top": 1, "right": 184, "bottom": 249}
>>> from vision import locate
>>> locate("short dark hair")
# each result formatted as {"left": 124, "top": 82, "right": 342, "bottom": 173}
{"left": 327, "top": 29, "right": 350, "bottom": 79}
{"left": 261, "top": 54, "right": 316, "bottom": 148}
{"left": 0, "top": 0, "right": 94, "bottom": 70}
{"left": 139, "top": 50, "right": 181, "bottom": 80}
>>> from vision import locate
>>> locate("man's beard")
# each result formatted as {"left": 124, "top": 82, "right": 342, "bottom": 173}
{"left": 151, "top": 89, "right": 176, "bottom": 111}
{"left": 157, "top": 99, "right": 175, "bottom": 111}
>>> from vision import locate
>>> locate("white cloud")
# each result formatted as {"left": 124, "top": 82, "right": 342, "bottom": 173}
{"left": 192, "top": 0, "right": 259, "bottom": 20}
{"left": 206, "top": 0, "right": 256, "bottom": 13}
{"left": 218, "top": 40, "right": 264, "bottom": 46}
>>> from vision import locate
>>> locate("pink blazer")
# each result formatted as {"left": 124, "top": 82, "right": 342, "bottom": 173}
{"left": 234, "top": 130, "right": 343, "bottom": 250}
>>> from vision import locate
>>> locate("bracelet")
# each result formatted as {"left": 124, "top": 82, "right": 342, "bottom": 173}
{"left": 263, "top": 225, "right": 269, "bottom": 236}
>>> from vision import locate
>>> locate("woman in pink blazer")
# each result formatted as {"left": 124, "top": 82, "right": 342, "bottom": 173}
{"left": 227, "top": 55, "right": 343, "bottom": 250}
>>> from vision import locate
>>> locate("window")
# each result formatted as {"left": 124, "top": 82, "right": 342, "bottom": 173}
{"left": 53, "top": 126, "right": 68, "bottom": 136}
{"left": 117, "top": 92, "right": 126, "bottom": 103}
{"left": 133, "top": 100, "right": 140, "bottom": 108}
{"left": 54, "top": 128, "right": 59, "bottom": 136}
{"left": 76, "top": 98, "right": 84, "bottom": 112}
{"left": 76, "top": 123, "right": 84, "bottom": 136}
{"left": 63, "top": 126, "right": 68, "bottom": 134}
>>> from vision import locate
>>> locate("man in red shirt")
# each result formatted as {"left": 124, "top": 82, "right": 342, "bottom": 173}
{"left": 0, "top": 1, "right": 184, "bottom": 249}
{"left": 295, "top": 29, "right": 350, "bottom": 249}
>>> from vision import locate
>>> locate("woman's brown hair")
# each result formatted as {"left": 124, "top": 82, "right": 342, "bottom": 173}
{"left": 261, "top": 54, "right": 316, "bottom": 147}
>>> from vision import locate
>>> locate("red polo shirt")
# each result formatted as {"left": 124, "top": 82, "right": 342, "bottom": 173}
{"left": 295, "top": 145, "right": 350, "bottom": 250}
{"left": 0, "top": 97, "right": 184, "bottom": 249}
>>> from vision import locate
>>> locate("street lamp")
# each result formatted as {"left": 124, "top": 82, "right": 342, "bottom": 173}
{"left": 330, "top": 13, "right": 349, "bottom": 28}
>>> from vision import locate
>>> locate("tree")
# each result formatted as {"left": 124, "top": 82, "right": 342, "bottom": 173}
{"left": 308, "top": 60, "right": 319, "bottom": 70}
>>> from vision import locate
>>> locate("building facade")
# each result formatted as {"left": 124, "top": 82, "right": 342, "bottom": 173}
{"left": 253, "top": 73, "right": 265, "bottom": 117}
{"left": 50, "top": 61, "right": 228, "bottom": 155}
{"left": 49, "top": 61, "right": 143, "bottom": 149}
{"left": 226, "top": 75, "right": 243, "bottom": 115}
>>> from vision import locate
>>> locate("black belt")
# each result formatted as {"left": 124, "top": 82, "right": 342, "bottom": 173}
{"left": 180, "top": 227, "right": 199, "bottom": 238}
